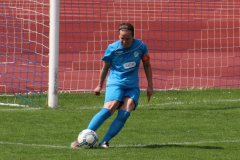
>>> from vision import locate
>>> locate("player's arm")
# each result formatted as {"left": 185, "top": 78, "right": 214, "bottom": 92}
{"left": 142, "top": 54, "right": 153, "bottom": 101}
{"left": 94, "top": 61, "right": 111, "bottom": 95}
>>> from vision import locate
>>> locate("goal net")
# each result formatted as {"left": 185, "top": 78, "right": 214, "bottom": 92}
{"left": 1, "top": 0, "right": 239, "bottom": 107}
{"left": 0, "top": 0, "right": 49, "bottom": 107}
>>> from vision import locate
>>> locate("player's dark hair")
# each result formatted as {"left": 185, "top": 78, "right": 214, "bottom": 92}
{"left": 118, "top": 22, "right": 134, "bottom": 37}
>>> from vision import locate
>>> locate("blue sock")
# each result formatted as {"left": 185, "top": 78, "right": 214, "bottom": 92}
{"left": 87, "top": 108, "right": 111, "bottom": 131}
{"left": 100, "top": 110, "right": 130, "bottom": 144}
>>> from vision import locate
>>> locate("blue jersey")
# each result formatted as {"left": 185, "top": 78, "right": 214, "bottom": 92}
{"left": 102, "top": 39, "right": 149, "bottom": 89}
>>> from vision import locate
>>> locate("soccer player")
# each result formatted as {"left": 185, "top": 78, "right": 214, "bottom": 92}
{"left": 71, "top": 22, "right": 153, "bottom": 148}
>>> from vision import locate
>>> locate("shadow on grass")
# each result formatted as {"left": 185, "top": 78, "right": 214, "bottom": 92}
{"left": 138, "top": 144, "right": 223, "bottom": 150}
{"left": 111, "top": 144, "right": 223, "bottom": 150}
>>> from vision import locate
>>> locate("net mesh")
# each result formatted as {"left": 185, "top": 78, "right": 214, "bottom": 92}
{"left": 59, "top": 0, "right": 240, "bottom": 91}
{"left": 0, "top": 0, "right": 49, "bottom": 106}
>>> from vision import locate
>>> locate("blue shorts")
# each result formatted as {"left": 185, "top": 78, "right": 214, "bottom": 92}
{"left": 104, "top": 85, "right": 140, "bottom": 108}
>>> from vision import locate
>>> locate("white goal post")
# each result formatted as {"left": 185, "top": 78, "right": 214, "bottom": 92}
{"left": 48, "top": 0, "right": 60, "bottom": 108}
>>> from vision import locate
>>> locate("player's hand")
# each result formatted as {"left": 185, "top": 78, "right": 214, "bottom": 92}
{"left": 147, "top": 86, "right": 153, "bottom": 102}
{"left": 94, "top": 86, "right": 101, "bottom": 96}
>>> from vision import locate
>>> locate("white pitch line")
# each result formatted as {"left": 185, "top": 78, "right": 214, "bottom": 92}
{"left": 1, "top": 98, "right": 240, "bottom": 111}
{"left": 0, "top": 141, "right": 69, "bottom": 149}
{"left": 0, "top": 108, "right": 42, "bottom": 111}
{"left": 113, "top": 140, "right": 240, "bottom": 148}
{"left": 0, "top": 140, "right": 240, "bottom": 149}
{"left": 0, "top": 102, "right": 28, "bottom": 107}
{"left": 139, "top": 99, "right": 240, "bottom": 107}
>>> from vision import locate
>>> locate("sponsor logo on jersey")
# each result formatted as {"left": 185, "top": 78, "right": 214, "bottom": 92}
{"left": 123, "top": 62, "right": 136, "bottom": 69}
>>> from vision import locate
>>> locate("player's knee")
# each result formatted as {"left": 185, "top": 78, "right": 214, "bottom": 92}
{"left": 104, "top": 101, "right": 121, "bottom": 114}
{"left": 121, "top": 97, "right": 136, "bottom": 112}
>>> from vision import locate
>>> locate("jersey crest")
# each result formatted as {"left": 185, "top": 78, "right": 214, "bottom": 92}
{"left": 134, "top": 51, "right": 139, "bottom": 57}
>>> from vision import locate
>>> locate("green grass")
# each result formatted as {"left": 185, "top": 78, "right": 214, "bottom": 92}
{"left": 0, "top": 88, "right": 240, "bottom": 160}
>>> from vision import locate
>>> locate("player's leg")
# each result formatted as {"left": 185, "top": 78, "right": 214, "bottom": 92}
{"left": 71, "top": 100, "right": 119, "bottom": 148}
{"left": 99, "top": 104, "right": 132, "bottom": 147}
{"left": 99, "top": 88, "right": 140, "bottom": 147}
{"left": 87, "top": 86, "right": 123, "bottom": 131}
{"left": 87, "top": 108, "right": 111, "bottom": 131}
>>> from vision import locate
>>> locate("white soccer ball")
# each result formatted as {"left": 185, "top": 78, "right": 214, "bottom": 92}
{"left": 77, "top": 129, "right": 99, "bottom": 148}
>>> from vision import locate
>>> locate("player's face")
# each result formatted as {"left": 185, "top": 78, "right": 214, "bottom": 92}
{"left": 119, "top": 30, "right": 133, "bottom": 48}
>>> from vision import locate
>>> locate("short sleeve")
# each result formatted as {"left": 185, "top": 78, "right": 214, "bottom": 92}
{"left": 102, "top": 45, "right": 113, "bottom": 62}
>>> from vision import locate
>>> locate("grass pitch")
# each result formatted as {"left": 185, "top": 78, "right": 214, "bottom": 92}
{"left": 0, "top": 88, "right": 240, "bottom": 160}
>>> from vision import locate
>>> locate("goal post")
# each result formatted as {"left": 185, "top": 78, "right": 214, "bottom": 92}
{"left": 48, "top": 0, "right": 60, "bottom": 108}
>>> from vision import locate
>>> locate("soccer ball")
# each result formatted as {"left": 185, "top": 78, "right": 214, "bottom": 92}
{"left": 77, "top": 129, "right": 99, "bottom": 148}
